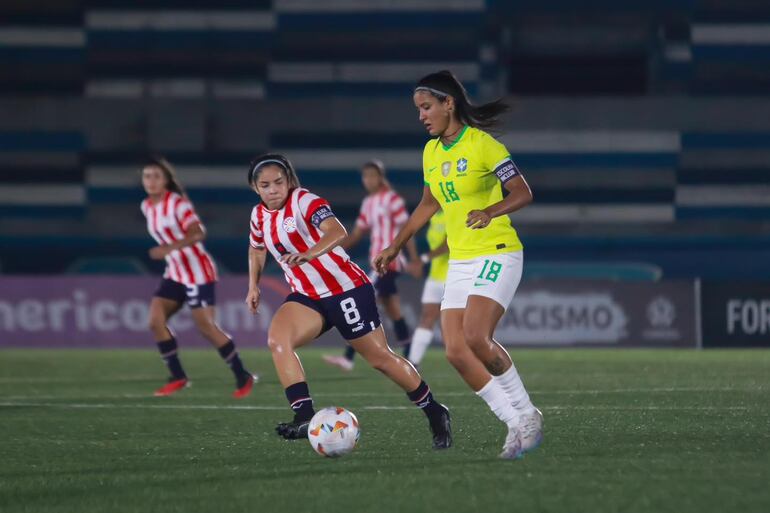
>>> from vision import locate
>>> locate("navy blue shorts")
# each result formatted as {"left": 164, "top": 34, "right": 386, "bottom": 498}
{"left": 372, "top": 270, "right": 399, "bottom": 298}
{"left": 154, "top": 278, "right": 216, "bottom": 309}
{"left": 285, "top": 283, "right": 382, "bottom": 341}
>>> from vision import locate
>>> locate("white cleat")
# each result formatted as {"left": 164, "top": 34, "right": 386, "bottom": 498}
{"left": 322, "top": 355, "right": 354, "bottom": 372}
{"left": 499, "top": 426, "right": 524, "bottom": 460}
{"left": 517, "top": 407, "right": 544, "bottom": 454}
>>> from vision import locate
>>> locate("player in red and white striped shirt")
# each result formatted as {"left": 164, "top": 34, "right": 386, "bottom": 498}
{"left": 141, "top": 157, "right": 257, "bottom": 398}
{"left": 324, "top": 160, "right": 422, "bottom": 371}
{"left": 245, "top": 154, "right": 451, "bottom": 448}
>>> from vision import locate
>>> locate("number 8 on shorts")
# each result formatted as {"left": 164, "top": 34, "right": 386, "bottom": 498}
{"left": 340, "top": 297, "right": 361, "bottom": 325}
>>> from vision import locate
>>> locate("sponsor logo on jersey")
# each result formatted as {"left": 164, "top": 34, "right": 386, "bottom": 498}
{"left": 441, "top": 161, "right": 452, "bottom": 177}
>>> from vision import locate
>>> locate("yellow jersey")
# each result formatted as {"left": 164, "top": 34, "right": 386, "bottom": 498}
{"left": 422, "top": 126, "right": 523, "bottom": 260}
{"left": 426, "top": 210, "right": 448, "bottom": 282}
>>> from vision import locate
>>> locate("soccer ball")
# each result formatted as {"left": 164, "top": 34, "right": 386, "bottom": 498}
{"left": 308, "top": 407, "right": 360, "bottom": 458}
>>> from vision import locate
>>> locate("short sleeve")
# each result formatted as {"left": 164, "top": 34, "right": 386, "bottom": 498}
{"left": 249, "top": 207, "right": 265, "bottom": 249}
{"left": 356, "top": 198, "right": 370, "bottom": 229}
{"left": 389, "top": 194, "right": 408, "bottom": 225}
{"left": 481, "top": 133, "right": 521, "bottom": 185}
{"left": 175, "top": 197, "right": 200, "bottom": 230}
{"left": 298, "top": 189, "right": 336, "bottom": 229}
{"left": 422, "top": 141, "right": 432, "bottom": 186}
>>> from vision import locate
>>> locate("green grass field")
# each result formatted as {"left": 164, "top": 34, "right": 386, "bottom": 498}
{"left": 1, "top": 348, "right": 768, "bottom": 513}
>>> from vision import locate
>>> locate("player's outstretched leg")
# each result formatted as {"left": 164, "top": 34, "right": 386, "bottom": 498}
{"left": 349, "top": 327, "right": 452, "bottom": 449}
{"left": 441, "top": 307, "right": 531, "bottom": 459}
{"left": 267, "top": 301, "right": 326, "bottom": 439}
{"left": 148, "top": 297, "right": 189, "bottom": 397}
{"left": 407, "top": 301, "right": 441, "bottom": 367}
{"left": 462, "top": 296, "right": 543, "bottom": 457}
{"left": 191, "top": 306, "right": 258, "bottom": 398}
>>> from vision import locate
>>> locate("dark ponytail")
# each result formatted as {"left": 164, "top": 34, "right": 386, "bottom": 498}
{"left": 248, "top": 153, "right": 301, "bottom": 189}
{"left": 415, "top": 70, "right": 509, "bottom": 131}
{"left": 144, "top": 155, "right": 187, "bottom": 198}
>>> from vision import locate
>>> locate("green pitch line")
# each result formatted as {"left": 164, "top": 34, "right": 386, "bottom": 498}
{"left": 0, "top": 348, "right": 768, "bottom": 513}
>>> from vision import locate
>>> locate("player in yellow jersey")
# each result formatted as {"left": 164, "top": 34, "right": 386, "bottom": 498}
{"left": 407, "top": 210, "right": 448, "bottom": 367}
{"left": 375, "top": 70, "right": 543, "bottom": 460}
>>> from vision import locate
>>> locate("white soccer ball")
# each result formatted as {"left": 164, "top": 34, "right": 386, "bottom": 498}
{"left": 308, "top": 407, "right": 360, "bottom": 458}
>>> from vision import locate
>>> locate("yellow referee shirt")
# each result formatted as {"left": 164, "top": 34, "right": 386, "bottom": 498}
{"left": 423, "top": 126, "right": 523, "bottom": 260}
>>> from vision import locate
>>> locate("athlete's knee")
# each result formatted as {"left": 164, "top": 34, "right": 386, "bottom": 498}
{"left": 266, "top": 335, "right": 282, "bottom": 353}
{"left": 266, "top": 329, "right": 294, "bottom": 353}
{"left": 148, "top": 312, "right": 167, "bottom": 334}
{"left": 462, "top": 324, "right": 488, "bottom": 351}
{"left": 444, "top": 342, "right": 473, "bottom": 371}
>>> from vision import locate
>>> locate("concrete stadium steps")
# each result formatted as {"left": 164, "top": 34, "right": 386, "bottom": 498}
{"left": 676, "top": 132, "right": 770, "bottom": 219}
{"left": 0, "top": 131, "right": 85, "bottom": 217}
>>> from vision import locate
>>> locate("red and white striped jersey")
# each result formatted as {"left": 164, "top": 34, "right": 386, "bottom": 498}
{"left": 141, "top": 191, "right": 218, "bottom": 285}
{"left": 356, "top": 188, "right": 409, "bottom": 271}
{"left": 249, "top": 188, "right": 369, "bottom": 300}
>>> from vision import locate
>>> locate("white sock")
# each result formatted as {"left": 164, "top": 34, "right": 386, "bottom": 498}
{"left": 476, "top": 379, "right": 520, "bottom": 428}
{"left": 407, "top": 327, "right": 433, "bottom": 365}
{"left": 494, "top": 362, "right": 534, "bottom": 412}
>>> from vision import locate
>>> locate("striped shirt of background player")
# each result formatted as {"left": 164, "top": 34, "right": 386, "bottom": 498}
{"left": 250, "top": 188, "right": 369, "bottom": 300}
{"left": 141, "top": 191, "right": 218, "bottom": 285}
{"left": 356, "top": 189, "right": 409, "bottom": 272}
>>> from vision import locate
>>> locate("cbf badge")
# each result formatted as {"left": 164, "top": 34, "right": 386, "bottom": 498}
{"left": 441, "top": 161, "right": 452, "bottom": 177}
{"left": 456, "top": 158, "right": 468, "bottom": 173}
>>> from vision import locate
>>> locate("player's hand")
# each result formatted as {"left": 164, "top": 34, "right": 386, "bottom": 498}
{"left": 373, "top": 246, "right": 398, "bottom": 275}
{"left": 406, "top": 259, "right": 423, "bottom": 279}
{"left": 280, "top": 252, "right": 312, "bottom": 267}
{"left": 466, "top": 209, "right": 492, "bottom": 229}
{"left": 245, "top": 287, "right": 261, "bottom": 314}
{"left": 149, "top": 246, "right": 170, "bottom": 260}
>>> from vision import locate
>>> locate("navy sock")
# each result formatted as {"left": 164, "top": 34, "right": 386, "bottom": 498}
{"left": 217, "top": 340, "right": 250, "bottom": 386}
{"left": 344, "top": 345, "right": 356, "bottom": 361}
{"left": 285, "top": 381, "right": 315, "bottom": 422}
{"left": 157, "top": 337, "right": 186, "bottom": 380}
{"left": 393, "top": 317, "right": 410, "bottom": 342}
{"left": 407, "top": 380, "right": 443, "bottom": 422}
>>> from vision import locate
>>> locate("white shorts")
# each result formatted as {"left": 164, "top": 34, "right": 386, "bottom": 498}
{"left": 441, "top": 251, "right": 523, "bottom": 311}
{"left": 420, "top": 278, "right": 445, "bottom": 305}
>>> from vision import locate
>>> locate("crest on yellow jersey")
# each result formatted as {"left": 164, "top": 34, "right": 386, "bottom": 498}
{"left": 441, "top": 161, "right": 451, "bottom": 177}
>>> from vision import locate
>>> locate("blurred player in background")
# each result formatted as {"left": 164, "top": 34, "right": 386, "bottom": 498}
{"left": 407, "top": 209, "right": 449, "bottom": 367}
{"left": 141, "top": 157, "right": 257, "bottom": 398}
{"left": 375, "top": 70, "right": 543, "bottom": 459}
{"left": 322, "top": 159, "right": 421, "bottom": 371}
{"left": 245, "top": 154, "right": 451, "bottom": 449}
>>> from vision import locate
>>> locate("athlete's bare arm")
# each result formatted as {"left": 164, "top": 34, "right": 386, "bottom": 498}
{"left": 246, "top": 246, "right": 267, "bottom": 314}
{"left": 149, "top": 221, "right": 206, "bottom": 260}
{"left": 281, "top": 216, "right": 347, "bottom": 267}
